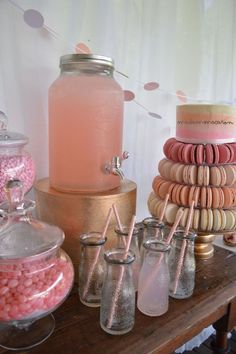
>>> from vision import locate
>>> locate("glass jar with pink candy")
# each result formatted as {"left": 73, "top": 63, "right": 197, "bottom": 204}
{"left": 0, "top": 111, "right": 35, "bottom": 202}
{"left": 0, "top": 179, "right": 74, "bottom": 350}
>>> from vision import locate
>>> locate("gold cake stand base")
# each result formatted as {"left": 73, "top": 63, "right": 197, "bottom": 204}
{"left": 194, "top": 233, "right": 216, "bottom": 260}
{"left": 34, "top": 178, "right": 137, "bottom": 281}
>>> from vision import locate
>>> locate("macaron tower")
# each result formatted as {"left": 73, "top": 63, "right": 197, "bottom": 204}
{"left": 148, "top": 104, "right": 236, "bottom": 258}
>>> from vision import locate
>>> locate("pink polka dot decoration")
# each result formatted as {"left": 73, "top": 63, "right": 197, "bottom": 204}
{"left": 144, "top": 82, "right": 159, "bottom": 91}
{"left": 23, "top": 9, "right": 44, "bottom": 28}
{"left": 176, "top": 90, "right": 187, "bottom": 103}
{"left": 124, "top": 90, "right": 135, "bottom": 102}
{"left": 148, "top": 112, "right": 162, "bottom": 119}
{"left": 75, "top": 43, "right": 92, "bottom": 54}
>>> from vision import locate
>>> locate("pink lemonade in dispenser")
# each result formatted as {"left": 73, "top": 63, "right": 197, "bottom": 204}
{"left": 49, "top": 54, "right": 124, "bottom": 193}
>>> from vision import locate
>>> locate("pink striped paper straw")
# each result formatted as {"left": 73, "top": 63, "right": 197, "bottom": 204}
{"left": 112, "top": 203, "right": 126, "bottom": 247}
{"left": 137, "top": 208, "right": 184, "bottom": 304}
{"left": 154, "top": 193, "right": 169, "bottom": 238}
{"left": 101, "top": 207, "right": 113, "bottom": 239}
{"left": 82, "top": 207, "right": 113, "bottom": 300}
{"left": 112, "top": 204, "right": 123, "bottom": 231}
{"left": 165, "top": 208, "right": 185, "bottom": 246}
{"left": 159, "top": 193, "right": 169, "bottom": 222}
{"left": 172, "top": 200, "right": 195, "bottom": 294}
{"left": 107, "top": 215, "right": 136, "bottom": 329}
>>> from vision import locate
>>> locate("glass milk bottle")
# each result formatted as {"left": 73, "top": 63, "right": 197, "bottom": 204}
{"left": 100, "top": 249, "right": 135, "bottom": 335}
{"left": 78, "top": 232, "right": 106, "bottom": 307}
{"left": 169, "top": 230, "right": 196, "bottom": 299}
{"left": 134, "top": 222, "right": 145, "bottom": 249}
{"left": 49, "top": 54, "right": 124, "bottom": 193}
{"left": 142, "top": 217, "right": 165, "bottom": 240}
{"left": 115, "top": 226, "right": 140, "bottom": 290}
{"left": 140, "top": 217, "right": 165, "bottom": 265}
{"left": 137, "top": 239, "right": 170, "bottom": 316}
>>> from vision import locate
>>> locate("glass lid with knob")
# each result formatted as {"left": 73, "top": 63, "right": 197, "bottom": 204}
{"left": 0, "top": 179, "right": 74, "bottom": 351}
{"left": 0, "top": 179, "right": 64, "bottom": 259}
{"left": 0, "top": 111, "right": 28, "bottom": 148}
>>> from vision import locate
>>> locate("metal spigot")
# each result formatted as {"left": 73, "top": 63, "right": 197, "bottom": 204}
{"left": 104, "top": 151, "right": 129, "bottom": 179}
{"left": 111, "top": 156, "right": 125, "bottom": 179}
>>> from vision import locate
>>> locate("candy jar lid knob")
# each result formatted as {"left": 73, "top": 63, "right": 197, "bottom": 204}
{"left": 2, "top": 179, "right": 35, "bottom": 216}
{"left": 0, "top": 111, "right": 8, "bottom": 131}
{"left": 5, "top": 179, "right": 24, "bottom": 203}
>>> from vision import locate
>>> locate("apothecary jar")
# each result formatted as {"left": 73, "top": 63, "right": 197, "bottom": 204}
{"left": 0, "top": 179, "right": 74, "bottom": 350}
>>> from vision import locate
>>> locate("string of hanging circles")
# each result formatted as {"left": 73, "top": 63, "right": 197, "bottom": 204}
{"left": 7, "top": 0, "right": 235, "bottom": 119}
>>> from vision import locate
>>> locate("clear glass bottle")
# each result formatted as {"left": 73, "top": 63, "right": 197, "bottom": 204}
{"left": 142, "top": 217, "right": 165, "bottom": 240}
{"left": 0, "top": 179, "right": 74, "bottom": 350}
{"left": 78, "top": 232, "right": 106, "bottom": 307}
{"left": 137, "top": 239, "right": 170, "bottom": 316}
{"left": 115, "top": 226, "right": 140, "bottom": 290}
{"left": 100, "top": 249, "right": 135, "bottom": 335}
{"left": 140, "top": 217, "right": 165, "bottom": 265}
{"left": 49, "top": 54, "right": 124, "bottom": 193}
{"left": 0, "top": 112, "right": 35, "bottom": 202}
{"left": 134, "top": 222, "right": 145, "bottom": 249}
{"left": 169, "top": 229, "right": 196, "bottom": 299}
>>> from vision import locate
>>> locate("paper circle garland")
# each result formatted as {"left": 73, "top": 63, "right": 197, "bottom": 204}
{"left": 9, "top": 0, "right": 225, "bottom": 110}
{"left": 144, "top": 82, "right": 159, "bottom": 91}
{"left": 23, "top": 9, "right": 44, "bottom": 28}
{"left": 75, "top": 43, "right": 91, "bottom": 54}
{"left": 124, "top": 90, "right": 135, "bottom": 101}
{"left": 148, "top": 112, "right": 162, "bottom": 119}
{"left": 176, "top": 90, "right": 187, "bottom": 103}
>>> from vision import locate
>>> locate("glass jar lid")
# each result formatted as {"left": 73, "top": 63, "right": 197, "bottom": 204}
{"left": 0, "top": 179, "right": 64, "bottom": 260}
{"left": 0, "top": 111, "right": 28, "bottom": 147}
{"left": 60, "top": 54, "right": 114, "bottom": 69}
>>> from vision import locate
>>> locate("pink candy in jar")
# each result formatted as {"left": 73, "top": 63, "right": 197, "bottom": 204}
{"left": 0, "top": 250, "right": 74, "bottom": 322}
{"left": 0, "top": 112, "right": 35, "bottom": 202}
{"left": 0, "top": 179, "right": 74, "bottom": 350}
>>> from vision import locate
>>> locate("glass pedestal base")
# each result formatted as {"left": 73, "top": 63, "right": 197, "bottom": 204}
{"left": 0, "top": 314, "right": 55, "bottom": 351}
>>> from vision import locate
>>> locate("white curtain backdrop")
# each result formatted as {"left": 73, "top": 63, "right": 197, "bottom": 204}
{"left": 1, "top": 0, "right": 236, "bottom": 220}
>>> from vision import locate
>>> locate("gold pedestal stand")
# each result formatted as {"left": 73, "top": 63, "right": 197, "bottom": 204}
{"left": 34, "top": 178, "right": 137, "bottom": 280}
{"left": 194, "top": 233, "right": 216, "bottom": 260}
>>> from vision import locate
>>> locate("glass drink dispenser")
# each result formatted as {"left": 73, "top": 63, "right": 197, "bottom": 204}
{"left": 49, "top": 54, "right": 126, "bottom": 193}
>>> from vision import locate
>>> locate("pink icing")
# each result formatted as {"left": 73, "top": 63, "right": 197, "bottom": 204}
{"left": 176, "top": 127, "right": 235, "bottom": 141}
{"left": 176, "top": 111, "right": 236, "bottom": 143}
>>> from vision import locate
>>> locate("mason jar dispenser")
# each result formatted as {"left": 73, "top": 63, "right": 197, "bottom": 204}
{"left": 49, "top": 54, "right": 126, "bottom": 193}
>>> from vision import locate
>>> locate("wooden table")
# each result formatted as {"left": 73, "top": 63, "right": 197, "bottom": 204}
{"left": 0, "top": 246, "right": 236, "bottom": 354}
